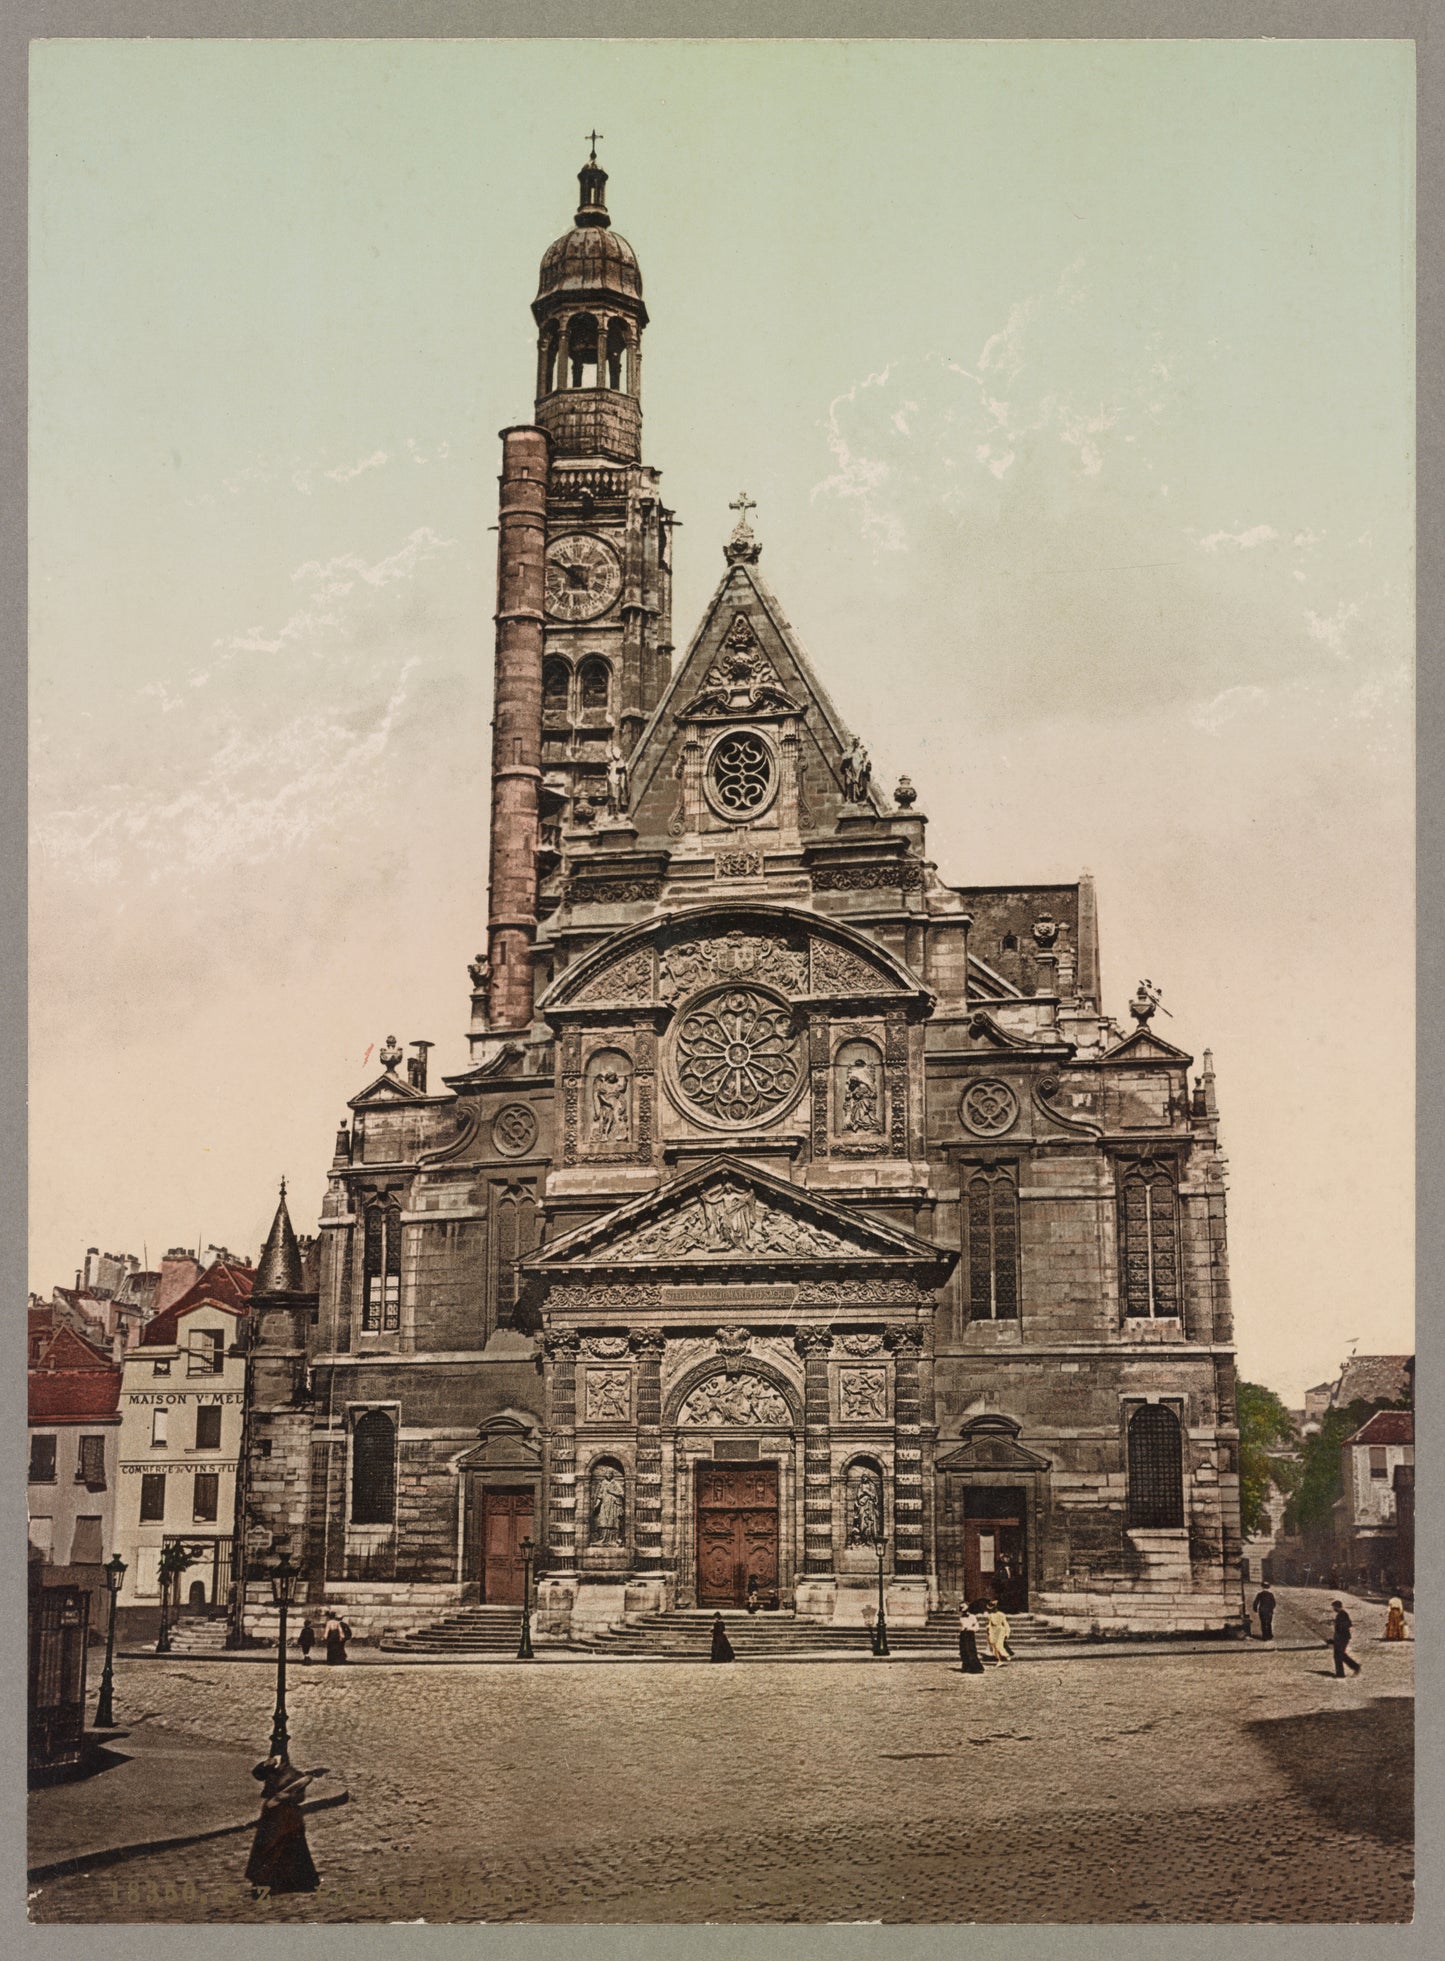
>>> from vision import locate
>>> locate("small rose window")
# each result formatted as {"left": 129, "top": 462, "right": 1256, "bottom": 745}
{"left": 707, "top": 730, "right": 776, "bottom": 820}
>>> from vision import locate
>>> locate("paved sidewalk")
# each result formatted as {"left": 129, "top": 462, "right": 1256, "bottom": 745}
{"left": 28, "top": 1725, "right": 348, "bottom": 1880}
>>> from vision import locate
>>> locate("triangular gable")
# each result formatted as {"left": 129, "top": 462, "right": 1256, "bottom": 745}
{"left": 350, "top": 1069, "right": 428, "bottom": 1108}
{"left": 35, "top": 1325, "right": 113, "bottom": 1371}
{"left": 935, "top": 1414, "right": 1052, "bottom": 1474}
{"left": 528, "top": 1155, "right": 952, "bottom": 1275}
{"left": 628, "top": 555, "right": 886, "bottom": 840}
{"left": 1101, "top": 1026, "right": 1194, "bottom": 1066}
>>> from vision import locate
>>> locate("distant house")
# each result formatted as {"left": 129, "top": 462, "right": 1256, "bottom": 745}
{"left": 1302, "top": 1354, "right": 1412, "bottom": 1434}
{"left": 112, "top": 1258, "right": 254, "bottom": 1638}
{"left": 27, "top": 1326, "right": 123, "bottom": 1627}
{"left": 1336, "top": 1408, "right": 1414, "bottom": 1592}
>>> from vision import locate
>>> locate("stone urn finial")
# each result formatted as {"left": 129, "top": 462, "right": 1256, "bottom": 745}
{"left": 379, "top": 1034, "right": 403, "bottom": 1071}
{"left": 893, "top": 775, "right": 917, "bottom": 810}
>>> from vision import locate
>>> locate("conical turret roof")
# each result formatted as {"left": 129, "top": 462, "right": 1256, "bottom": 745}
{"left": 254, "top": 1179, "right": 304, "bottom": 1296}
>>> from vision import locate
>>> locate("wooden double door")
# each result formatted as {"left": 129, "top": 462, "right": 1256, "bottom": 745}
{"left": 481, "top": 1487, "right": 535, "bottom": 1603}
{"left": 696, "top": 1463, "right": 779, "bottom": 1607}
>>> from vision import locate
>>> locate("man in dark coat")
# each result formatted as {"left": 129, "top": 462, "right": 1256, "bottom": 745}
{"left": 710, "top": 1612, "right": 735, "bottom": 1662}
{"left": 1330, "top": 1599, "right": 1362, "bottom": 1676}
{"left": 1252, "top": 1586, "right": 1277, "bottom": 1640}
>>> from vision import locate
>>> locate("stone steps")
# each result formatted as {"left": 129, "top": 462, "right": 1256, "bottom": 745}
{"left": 379, "top": 1607, "right": 525, "bottom": 1653}
{"left": 164, "top": 1619, "right": 232, "bottom": 1654}
{"left": 574, "top": 1610, "right": 1064, "bottom": 1658}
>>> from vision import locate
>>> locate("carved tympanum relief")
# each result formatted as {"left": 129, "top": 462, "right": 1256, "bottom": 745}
{"left": 678, "top": 1370, "right": 791, "bottom": 1427}
{"left": 599, "top": 1178, "right": 861, "bottom": 1262}
{"left": 658, "top": 931, "right": 808, "bottom": 1005}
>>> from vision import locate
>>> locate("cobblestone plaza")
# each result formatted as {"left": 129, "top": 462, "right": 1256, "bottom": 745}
{"left": 29, "top": 1605, "right": 1412, "bottom": 1925}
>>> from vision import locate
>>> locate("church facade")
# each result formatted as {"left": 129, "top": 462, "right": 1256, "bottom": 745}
{"left": 241, "top": 152, "right": 1242, "bottom": 1641}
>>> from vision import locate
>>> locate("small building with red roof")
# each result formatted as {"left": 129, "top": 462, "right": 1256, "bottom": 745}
{"left": 113, "top": 1258, "right": 253, "bottom": 1637}
{"left": 27, "top": 1325, "right": 123, "bottom": 1622}
{"left": 1337, "top": 1406, "right": 1414, "bottom": 1592}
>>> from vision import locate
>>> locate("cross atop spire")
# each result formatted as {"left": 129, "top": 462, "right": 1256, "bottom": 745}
{"left": 587, "top": 128, "right": 604, "bottom": 161}
{"left": 725, "top": 491, "right": 762, "bottom": 565}
{"left": 575, "top": 138, "right": 611, "bottom": 229}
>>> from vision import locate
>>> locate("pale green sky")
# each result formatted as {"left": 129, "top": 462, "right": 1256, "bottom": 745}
{"left": 30, "top": 40, "right": 1412, "bottom": 1400}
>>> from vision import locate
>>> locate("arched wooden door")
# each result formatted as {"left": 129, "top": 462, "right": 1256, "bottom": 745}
{"left": 481, "top": 1487, "right": 535, "bottom": 1603}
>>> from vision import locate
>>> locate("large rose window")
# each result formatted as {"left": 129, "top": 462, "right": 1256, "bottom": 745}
{"left": 672, "top": 986, "right": 803, "bottom": 1128}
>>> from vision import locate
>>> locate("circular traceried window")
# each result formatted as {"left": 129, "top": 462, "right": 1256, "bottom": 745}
{"left": 706, "top": 729, "right": 777, "bottom": 821}
{"left": 671, "top": 985, "right": 804, "bottom": 1128}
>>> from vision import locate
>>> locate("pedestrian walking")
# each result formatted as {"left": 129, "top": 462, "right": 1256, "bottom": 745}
{"left": 1384, "top": 1597, "right": 1409, "bottom": 1641}
{"left": 1328, "top": 1599, "right": 1361, "bottom": 1676}
{"left": 710, "top": 1612, "right": 735, "bottom": 1662}
{"left": 746, "top": 1576, "right": 761, "bottom": 1615}
{"left": 1252, "top": 1586, "right": 1277, "bottom": 1641}
{"left": 985, "top": 1604, "right": 1013, "bottom": 1665}
{"left": 297, "top": 1617, "right": 316, "bottom": 1664}
{"left": 245, "top": 1756, "right": 328, "bottom": 1896}
{"left": 323, "top": 1612, "right": 351, "bottom": 1665}
{"left": 957, "top": 1603, "right": 986, "bottom": 1675}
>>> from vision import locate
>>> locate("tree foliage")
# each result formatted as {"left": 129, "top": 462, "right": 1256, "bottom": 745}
{"left": 1236, "top": 1381, "right": 1300, "bottom": 1538}
{"left": 1283, "top": 1396, "right": 1409, "bottom": 1539}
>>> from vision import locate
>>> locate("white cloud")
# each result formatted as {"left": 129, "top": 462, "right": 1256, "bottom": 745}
{"left": 1198, "top": 524, "right": 1280, "bottom": 552}
{"left": 322, "top": 450, "right": 389, "bottom": 484}
{"left": 1191, "top": 684, "right": 1269, "bottom": 733}
{"left": 1305, "top": 600, "right": 1361, "bottom": 658}
{"left": 218, "top": 526, "right": 455, "bottom": 657}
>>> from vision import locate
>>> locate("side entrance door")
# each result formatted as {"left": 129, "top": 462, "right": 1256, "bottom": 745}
{"left": 696, "top": 1464, "right": 778, "bottom": 1607}
{"left": 963, "top": 1512, "right": 1028, "bottom": 1612}
{"left": 481, "top": 1487, "right": 535, "bottom": 1603}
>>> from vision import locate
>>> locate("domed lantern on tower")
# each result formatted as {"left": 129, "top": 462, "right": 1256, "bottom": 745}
{"left": 532, "top": 136, "right": 648, "bottom": 464}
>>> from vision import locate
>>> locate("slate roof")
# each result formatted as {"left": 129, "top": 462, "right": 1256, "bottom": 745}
{"left": 141, "top": 1259, "right": 254, "bottom": 1346}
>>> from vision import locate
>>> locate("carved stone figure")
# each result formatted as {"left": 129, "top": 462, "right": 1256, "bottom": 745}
{"left": 605, "top": 743, "right": 630, "bottom": 816}
{"left": 841, "top": 1052, "right": 881, "bottom": 1133}
{"left": 678, "top": 1370, "right": 790, "bottom": 1427}
{"left": 839, "top": 1368, "right": 888, "bottom": 1421}
{"left": 586, "top": 1369, "right": 630, "bottom": 1422}
{"left": 848, "top": 1467, "right": 883, "bottom": 1545}
{"left": 591, "top": 1063, "right": 632, "bottom": 1143}
{"left": 589, "top": 1462, "right": 625, "bottom": 1544}
{"left": 840, "top": 737, "right": 872, "bottom": 804}
{"left": 467, "top": 953, "right": 489, "bottom": 990}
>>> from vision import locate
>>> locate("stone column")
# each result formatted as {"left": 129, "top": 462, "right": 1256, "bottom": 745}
{"left": 885, "top": 1324, "right": 927, "bottom": 1593}
{"left": 794, "top": 1327, "right": 835, "bottom": 1586}
{"left": 630, "top": 1331, "right": 667, "bottom": 1575}
{"left": 542, "top": 1331, "right": 580, "bottom": 1573}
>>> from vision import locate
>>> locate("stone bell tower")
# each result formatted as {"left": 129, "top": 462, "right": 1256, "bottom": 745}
{"left": 482, "top": 143, "right": 676, "bottom": 1037}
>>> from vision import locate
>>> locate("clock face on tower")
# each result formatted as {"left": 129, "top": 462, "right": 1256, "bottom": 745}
{"left": 544, "top": 533, "right": 623, "bottom": 622}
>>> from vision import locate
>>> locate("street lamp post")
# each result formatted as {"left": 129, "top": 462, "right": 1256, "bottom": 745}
{"left": 516, "top": 1537, "right": 535, "bottom": 1660}
{"left": 873, "top": 1536, "right": 890, "bottom": 1657}
{"left": 268, "top": 1549, "right": 298, "bottom": 1762}
{"left": 94, "top": 1552, "right": 127, "bottom": 1728}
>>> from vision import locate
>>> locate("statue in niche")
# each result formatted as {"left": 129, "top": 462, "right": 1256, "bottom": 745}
{"left": 587, "top": 1052, "right": 633, "bottom": 1146}
{"left": 836, "top": 1040, "right": 883, "bottom": 1135}
{"left": 590, "top": 1463, "right": 625, "bottom": 1545}
{"left": 848, "top": 1465, "right": 883, "bottom": 1546}
{"left": 840, "top": 737, "right": 872, "bottom": 804}
{"left": 605, "top": 743, "right": 630, "bottom": 817}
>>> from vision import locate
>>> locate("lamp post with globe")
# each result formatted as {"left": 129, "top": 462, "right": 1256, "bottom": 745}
{"left": 873, "top": 1536, "right": 890, "bottom": 1657}
{"left": 268, "top": 1549, "right": 298, "bottom": 1760}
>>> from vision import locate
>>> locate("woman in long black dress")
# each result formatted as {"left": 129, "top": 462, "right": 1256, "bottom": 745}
{"left": 957, "top": 1603, "right": 986, "bottom": 1674}
{"left": 710, "top": 1612, "right": 735, "bottom": 1662}
{"left": 245, "top": 1757, "right": 328, "bottom": 1896}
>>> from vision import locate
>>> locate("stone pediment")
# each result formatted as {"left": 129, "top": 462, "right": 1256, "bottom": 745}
{"left": 1100, "top": 1026, "right": 1193, "bottom": 1067}
{"left": 934, "top": 1414, "right": 1051, "bottom": 1475}
{"left": 456, "top": 1413, "right": 542, "bottom": 1472}
{"left": 528, "top": 1157, "right": 953, "bottom": 1277}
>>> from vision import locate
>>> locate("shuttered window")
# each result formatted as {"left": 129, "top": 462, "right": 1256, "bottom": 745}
{"left": 140, "top": 1472, "right": 167, "bottom": 1522}
{"left": 76, "top": 1435, "right": 107, "bottom": 1489}
{"left": 1127, "top": 1405, "right": 1185, "bottom": 1528}
{"left": 351, "top": 1409, "right": 396, "bottom": 1525}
